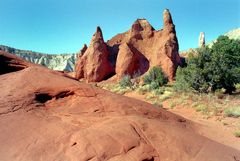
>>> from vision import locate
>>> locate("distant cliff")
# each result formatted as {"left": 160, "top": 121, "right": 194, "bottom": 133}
{"left": 208, "top": 28, "right": 240, "bottom": 47}
{"left": 0, "top": 45, "right": 77, "bottom": 71}
{"left": 224, "top": 28, "right": 240, "bottom": 40}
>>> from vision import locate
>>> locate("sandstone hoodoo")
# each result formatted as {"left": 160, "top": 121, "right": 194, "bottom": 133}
{"left": 75, "top": 9, "right": 182, "bottom": 82}
{"left": 75, "top": 27, "right": 114, "bottom": 82}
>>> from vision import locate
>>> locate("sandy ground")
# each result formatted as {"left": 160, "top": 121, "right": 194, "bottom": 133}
{"left": 124, "top": 91, "right": 240, "bottom": 151}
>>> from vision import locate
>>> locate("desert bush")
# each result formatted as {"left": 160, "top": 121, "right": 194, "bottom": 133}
{"left": 174, "top": 36, "right": 240, "bottom": 94}
{"left": 153, "top": 88, "right": 165, "bottom": 95}
{"left": 236, "top": 83, "right": 240, "bottom": 90}
{"left": 234, "top": 130, "right": 240, "bottom": 138}
{"left": 143, "top": 67, "right": 168, "bottom": 90}
{"left": 224, "top": 106, "right": 240, "bottom": 118}
{"left": 119, "top": 75, "right": 133, "bottom": 88}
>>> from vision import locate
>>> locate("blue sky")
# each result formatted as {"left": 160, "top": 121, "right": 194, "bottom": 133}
{"left": 0, "top": 0, "right": 239, "bottom": 54}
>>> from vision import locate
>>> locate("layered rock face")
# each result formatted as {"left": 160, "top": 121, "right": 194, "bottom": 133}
{"left": 0, "top": 45, "right": 77, "bottom": 71}
{"left": 75, "top": 9, "right": 181, "bottom": 82}
{"left": 1, "top": 51, "right": 240, "bottom": 161}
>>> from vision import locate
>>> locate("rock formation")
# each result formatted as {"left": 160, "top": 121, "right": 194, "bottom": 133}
{"left": 1, "top": 51, "right": 240, "bottom": 161}
{"left": 153, "top": 9, "right": 181, "bottom": 81}
{"left": 199, "top": 32, "right": 205, "bottom": 47}
{"left": 75, "top": 27, "right": 114, "bottom": 82}
{"left": 75, "top": 9, "right": 182, "bottom": 82}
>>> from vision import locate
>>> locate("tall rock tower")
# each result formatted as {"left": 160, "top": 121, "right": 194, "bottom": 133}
{"left": 156, "top": 9, "right": 181, "bottom": 81}
{"left": 75, "top": 27, "right": 114, "bottom": 82}
{"left": 199, "top": 32, "right": 205, "bottom": 47}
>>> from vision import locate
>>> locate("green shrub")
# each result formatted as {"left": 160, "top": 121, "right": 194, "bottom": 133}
{"left": 224, "top": 106, "right": 240, "bottom": 118}
{"left": 119, "top": 75, "right": 133, "bottom": 88}
{"left": 174, "top": 36, "right": 240, "bottom": 94}
{"left": 236, "top": 83, "right": 240, "bottom": 90}
{"left": 173, "top": 67, "right": 192, "bottom": 92}
{"left": 195, "top": 104, "right": 209, "bottom": 115}
{"left": 153, "top": 88, "right": 165, "bottom": 95}
{"left": 234, "top": 130, "right": 240, "bottom": 138}
{"left": 143, "top": 67, "right": 168, "bottom": 90}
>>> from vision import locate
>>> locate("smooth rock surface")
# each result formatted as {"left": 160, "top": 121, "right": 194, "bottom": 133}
{"left": 0, "top": 51, "right": 240, "bottom": 161}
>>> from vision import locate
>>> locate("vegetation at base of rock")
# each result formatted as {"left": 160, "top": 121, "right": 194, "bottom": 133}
{"left": 174, "top": 36, "right": 240, "bottom": 94}
{"left": 119, "top": 75, "right": 133, "bottom": 88}
{"left": 143, "top": 67, "right": 168, "bottom": 90}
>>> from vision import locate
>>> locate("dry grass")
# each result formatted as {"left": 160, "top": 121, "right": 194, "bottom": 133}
{"left": 98, "top": 83, "right": 132, "bottom": 95}
{"left": 99, "top": 82, "right": 240, "bottom": 138}
{"left": 164, "top": 91, "right": 240, "bottom": 119}
{"left": 224, "top": 106, "right": 240, "bottom": 118}
{"left": 100, "top": 82, "right": 240, "bottom": 119}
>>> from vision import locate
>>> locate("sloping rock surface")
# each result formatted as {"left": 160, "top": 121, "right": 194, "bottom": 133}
{"left": 0, "top": 52, "right": 240, "bottom": 161}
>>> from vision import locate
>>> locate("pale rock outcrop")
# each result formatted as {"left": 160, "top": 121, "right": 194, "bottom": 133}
{"left": 199, "top": 32, "right": 205, "bottom": 47}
